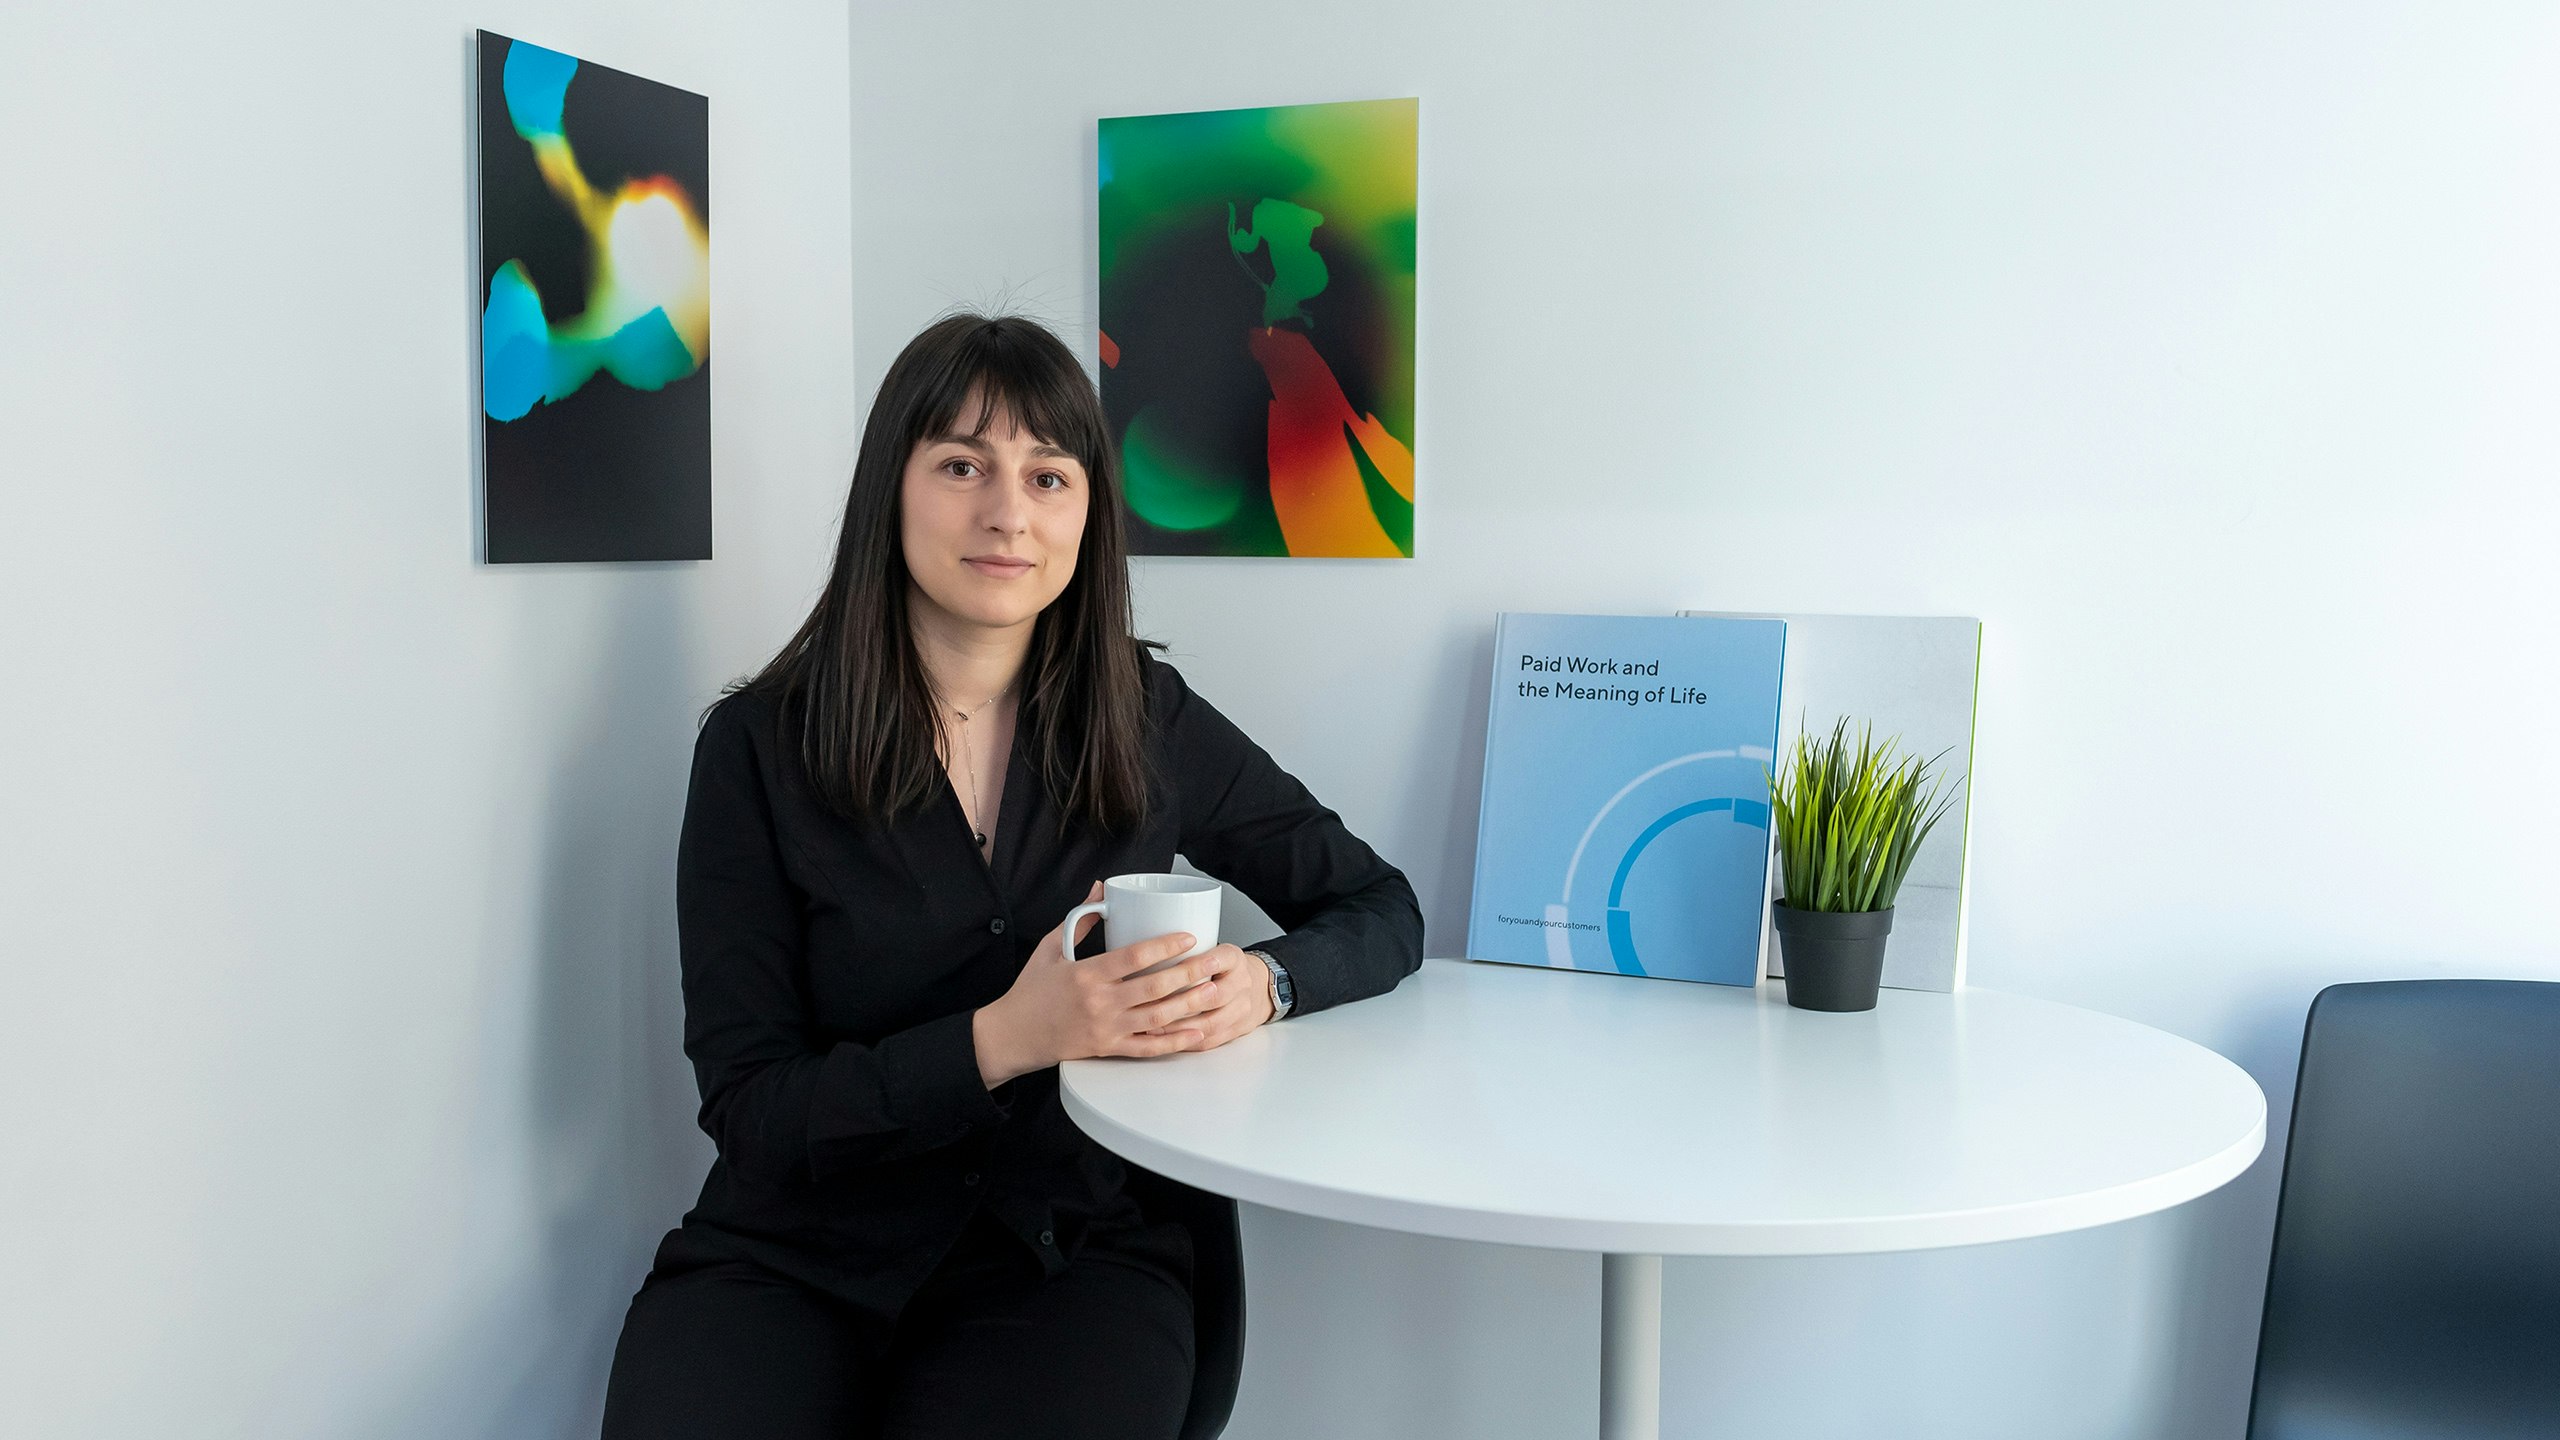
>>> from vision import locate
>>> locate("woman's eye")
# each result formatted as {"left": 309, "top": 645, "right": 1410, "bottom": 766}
{"left": 1034, "top": 472, "right": 1068, "bottom": 491}
{"left": 944, "top": 459, "right": 979, "bottom": 478}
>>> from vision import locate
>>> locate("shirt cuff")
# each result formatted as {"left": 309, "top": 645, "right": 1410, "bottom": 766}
{"left": 855, "top": 1010, "right": 1010, "bottom": 1155}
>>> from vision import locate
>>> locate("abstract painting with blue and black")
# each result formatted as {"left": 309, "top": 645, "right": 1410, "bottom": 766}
{"left": 476, "top": 32, "right": 709, "bottom": 562}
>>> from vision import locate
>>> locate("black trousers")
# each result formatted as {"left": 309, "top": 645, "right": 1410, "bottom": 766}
{"left": 600, "top": 1211, "right": 1196, "bottom": 1440}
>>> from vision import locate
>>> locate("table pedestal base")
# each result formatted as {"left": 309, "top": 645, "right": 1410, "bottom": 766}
{"left": 1600, "top": 1253, "right": 1663, "bottom": 1440}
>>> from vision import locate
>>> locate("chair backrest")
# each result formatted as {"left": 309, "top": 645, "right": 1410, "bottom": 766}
{"left": 1121, "top": 1161, "right": 1246, "bottom": 1440}
{"left": 2247, "top": 979, "right": 2560, "bottom": 1439}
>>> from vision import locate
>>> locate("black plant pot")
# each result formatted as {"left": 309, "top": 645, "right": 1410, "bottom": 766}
{"left": 1771, "top": 904, "right": 1895, "bottom": 1012}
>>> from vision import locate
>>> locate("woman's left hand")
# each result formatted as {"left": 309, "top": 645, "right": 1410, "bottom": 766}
{"left": 1141, "top": 943, "right": 1273, "bottom": 1051}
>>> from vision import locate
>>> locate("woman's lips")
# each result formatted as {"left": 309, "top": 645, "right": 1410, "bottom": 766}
{"left": 964, "top": 556, "right": 1034, "bottom": 577}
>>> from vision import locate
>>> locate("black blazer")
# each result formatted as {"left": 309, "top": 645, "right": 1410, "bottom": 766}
{"left": 655, "top": 649, "right": 1424, "bottom": 1316}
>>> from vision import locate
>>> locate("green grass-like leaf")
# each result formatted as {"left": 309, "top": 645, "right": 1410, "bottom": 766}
{"left": 1765, "top": 716, "right": 1962, "bottom": 914}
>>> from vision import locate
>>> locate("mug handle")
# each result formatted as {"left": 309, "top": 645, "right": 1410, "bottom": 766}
{"left": 1061, "top": 899, "right": 1107, "bottom": 960}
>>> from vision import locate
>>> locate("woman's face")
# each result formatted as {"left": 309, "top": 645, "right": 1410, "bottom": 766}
{"left": 899, "top": 394, "right": 1091, "bottom": 641}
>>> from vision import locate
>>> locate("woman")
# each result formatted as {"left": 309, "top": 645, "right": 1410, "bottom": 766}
{"left": 600, "top": 313, "right": 1423, "bottom": 1439}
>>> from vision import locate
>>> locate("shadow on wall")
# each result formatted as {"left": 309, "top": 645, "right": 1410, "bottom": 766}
{"left": 375, "top": 575, "right": 714, "bottom": 1439}
{"left": 2157, "top": 976, "right": 2330, "bottom": 1434}
{"left": 1413, "top": 619, "right": 1496, "bottom": 955}
{"left": 1231, "top": 1207, "right": 1601, "bottom": 1440}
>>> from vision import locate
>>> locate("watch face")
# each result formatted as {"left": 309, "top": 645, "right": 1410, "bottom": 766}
{"left": 1254, "top": 952, "right": 1292, "bottom": 1014}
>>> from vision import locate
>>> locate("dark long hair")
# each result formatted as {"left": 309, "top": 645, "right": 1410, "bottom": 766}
{"left": 741, "top": 313, "right": 1152, "bottom": 834}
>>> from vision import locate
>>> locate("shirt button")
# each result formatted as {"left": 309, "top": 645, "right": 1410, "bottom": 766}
{"left": 989, "top": 917, "right": 1007, "bottom": 935}
{"left": 1038, "top": 1229, "right": 1056, "bottom": 1248}
{"left": 963, "top": 1172, "right": 981, "bottom": 1187}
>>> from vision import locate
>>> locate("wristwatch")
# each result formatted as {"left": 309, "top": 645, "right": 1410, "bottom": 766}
{"left": 1248, "top": 949, "right": 1294, "bottom": 1020}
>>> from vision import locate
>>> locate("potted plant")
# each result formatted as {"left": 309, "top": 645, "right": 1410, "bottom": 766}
{"left": 1765, "top": 718, "right": 1960, "bottom": 1012}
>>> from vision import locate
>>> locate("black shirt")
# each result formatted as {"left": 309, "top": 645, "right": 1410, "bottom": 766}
{"left": 662, "top": 649, "right": 1424, "bottom": 1317}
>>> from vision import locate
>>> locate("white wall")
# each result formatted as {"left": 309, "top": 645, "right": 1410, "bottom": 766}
{"left": 0, "top": 2, "right": 853, "bottom": 1435}
{"left": 849, "top": 2, "right": 2560, "bottom": 1437}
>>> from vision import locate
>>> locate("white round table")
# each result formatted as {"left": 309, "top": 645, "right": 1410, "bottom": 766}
{"left": 1061, "top": 958, "right": 2267, "bottom": 1440}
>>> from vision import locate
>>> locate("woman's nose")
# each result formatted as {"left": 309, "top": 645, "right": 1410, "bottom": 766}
{"left": 982, "top": 473, "right": 1029, "bottom": 532}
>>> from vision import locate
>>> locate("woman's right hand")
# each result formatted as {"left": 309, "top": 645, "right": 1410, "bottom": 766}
{"left": 971, "top": 882, "right": 1224, "bottom": 1088}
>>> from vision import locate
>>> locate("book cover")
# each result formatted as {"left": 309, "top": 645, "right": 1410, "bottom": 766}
{"left": 1466, "top": 613, "right": 1787, "bottom": 986}
{"left": 1682, "top": 611, "right": 1983, "bottom": 992}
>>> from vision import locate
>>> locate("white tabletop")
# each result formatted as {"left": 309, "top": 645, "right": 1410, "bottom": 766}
{"left": 1061, "top": 957, "right": 2267, "bottom": 1256}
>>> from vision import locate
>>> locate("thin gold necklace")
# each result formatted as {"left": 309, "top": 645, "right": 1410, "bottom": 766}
{"left": 947, "top": 683, "right": 1011, "bottom": 852}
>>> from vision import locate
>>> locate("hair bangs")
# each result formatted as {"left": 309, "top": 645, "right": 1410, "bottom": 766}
{"left": 909, "top": 320, "right": 1109, "bottom": 476}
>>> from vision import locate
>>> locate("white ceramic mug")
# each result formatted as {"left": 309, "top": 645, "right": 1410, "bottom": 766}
{"left": 1063, "top": 873, "right": 1221, "bottom": 974}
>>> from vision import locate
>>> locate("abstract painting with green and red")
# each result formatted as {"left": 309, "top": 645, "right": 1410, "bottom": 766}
{"left": 1099, "top": 98, "right": 1417, "bottom": 558}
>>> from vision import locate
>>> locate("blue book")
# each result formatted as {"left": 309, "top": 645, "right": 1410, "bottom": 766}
{"left": 1466, "top": 613, "right": 1788, "bottom": 986}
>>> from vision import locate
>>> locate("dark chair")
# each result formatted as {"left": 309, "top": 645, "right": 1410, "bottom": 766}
{"left": 1121, "top": 1162, "right": 1246, "bottom": 1440}
{"left": 2247, "top": 979, "right": 2560, "bottom": 1438}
